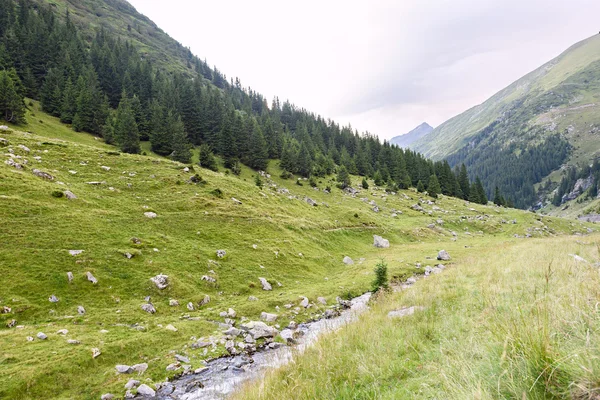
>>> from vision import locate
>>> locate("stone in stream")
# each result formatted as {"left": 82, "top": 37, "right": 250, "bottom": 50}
{"left": 240, "top": 321, "right": 279, "bottom": 339}
{"left": 343, "top": 256, "right": 354, "bottom": 265}
{"left": 86, "top": 272, "right": 98, "bottom": 284}
{"left": 260, "top": 312, "right": 278, "bottom": 322}
{"left": 437, "top": 250, "right": 451, "bottom": 261}
{"left": 373, "top": 235, "right": 390, "bottom": 248}
{"left": 115, "top": 365, "right": 133, "bottom": 374}
{"left": 259, "top": 277, "right": 272, "bottom": 291}
{"left": 136, "top": 384, "right": 156, "bottom": 397}
{"left": 150, "top": 274, "right": 169, "bottom": 290}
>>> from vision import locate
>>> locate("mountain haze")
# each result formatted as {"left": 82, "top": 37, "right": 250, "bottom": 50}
{"left": 390, "top": 122, "right": 433, "bottom": 148}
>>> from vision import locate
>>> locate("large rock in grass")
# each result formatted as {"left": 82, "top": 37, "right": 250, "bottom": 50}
{"left": 86, "top": 272, "right": 97, "bottom": 284}
{"left": 437, "top": 250, "right": 451, "bottom": 261}
{"left": 141, "top": 303, "right": 156, "bottom": 314}
{"left": 32, "top": 169, "right": 54, "bottom": 180}
{"left": 150, "top": 274, "right": 169, "bottom": 290}
{"left": 259, "top": 277, "right": 272, "bottom": 291}
{"left": 343, "top": 256, "right": 354, "bottom": 265}
{"left": 373, "top": 235, "right": 390, "bottom": 248}
{"left": 260, "top": 312, "right": 278, "bottom": 322}
{"left": 64, "top": 190, "right": 77, "bottom": 200}
{"left": 115, "top": 365, "right": 132, "bottom": 374}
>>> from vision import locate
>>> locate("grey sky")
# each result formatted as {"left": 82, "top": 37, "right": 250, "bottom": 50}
{"left": 128, "top": 0, "right": 600, "bottom": 140}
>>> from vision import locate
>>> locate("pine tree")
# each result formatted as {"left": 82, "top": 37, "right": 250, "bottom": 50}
{"left": 247, "top": 119, "right": 268, "bottom": 170}
{"left": 493, "top": 186, "right": 505, "bottom": 206}
{"left": 101, "top": 114, "right": 115, "bottom": 144}
{"left": 458, "top": 164, "right": 470, "bottom": 200}
{"left": 428, "top": 174, "right": 441, "bottom": 198}
{"left": 198, "top": 144, "right": 218, "bottom": 171}
{"left": 60, "top": 78, "right": 77, "bottom": 124}
{"left": 362, "top": 177, "right": 369, "bottom": 190}
{"left": 296, "top": 141, "right": 313, "bottom": 177}
{"left": 475, "top": 177, "right": 487, "bottom": 205}
{"left": 417, "top": 180, "right": 425, "bottom": 193}
{"left": 114, "top": 93, "right": 140, "bottom": 154}
{"left": 170, "top": 115, "right": 191, "bottom": 163}
{"left": 0, "top": 70, "right": 25, "bottom": 124}
{"left": 373, "top": 170, "right": 384, "bottom": 186}
{"left": 337, "top": 165, "right": 351, "bottom": 189}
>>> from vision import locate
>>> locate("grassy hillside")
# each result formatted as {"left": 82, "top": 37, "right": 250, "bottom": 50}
{"left": 37, "top": 0, "right": 195, "bottom": 75}
{"left": 0, "top": 103, "right": 591, "bottom": 399}
{"left": 237, "top": 234, "right": 600, "bottom": 399}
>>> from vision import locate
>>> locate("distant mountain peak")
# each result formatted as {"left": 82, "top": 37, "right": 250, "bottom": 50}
{"left": 390, "top": 122, "right": 434, "bottom": 148}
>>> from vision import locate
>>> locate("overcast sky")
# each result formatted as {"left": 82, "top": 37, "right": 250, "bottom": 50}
{"left": 128, "top": 0, "right": 600, "bottom": 140}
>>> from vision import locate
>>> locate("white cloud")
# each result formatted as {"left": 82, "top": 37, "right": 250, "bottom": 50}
{"left": 128, "top": 0, "right": 600, "bottom": 139}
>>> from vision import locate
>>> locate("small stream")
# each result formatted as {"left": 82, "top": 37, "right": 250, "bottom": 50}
{"left": 154, "top": 292, "right": 372, "bottom": 399}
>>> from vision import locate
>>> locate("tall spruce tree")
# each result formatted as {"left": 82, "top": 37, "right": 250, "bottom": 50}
{"left": 114, "top": 92, "right": 140, "bottom": 154}
{"left": 428, "top": 174, "right": 441, "bottom": 198}
{"left": 247, "top": 119, "right": 268, "bottom": 170}
{"left": 170, "top": 114, "right": 191, "bottom": 163}
{"left": 0, "top": 69, "right": 25, "bottom": 123}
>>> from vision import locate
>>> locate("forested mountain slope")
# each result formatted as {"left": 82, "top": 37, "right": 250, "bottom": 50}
{"left": 412, "top": 34, "right": 600, "bottom": 209}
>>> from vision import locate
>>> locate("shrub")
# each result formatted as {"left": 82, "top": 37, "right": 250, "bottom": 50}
{"left": 372, "top": 259, "right": 389, "bottom": 292}
{"left": 51, "top": 190, "right": 64, "bottom": 198}
{"left": 231, "top": 160, "right": 242, "bottom": 176}
{"left": 255, "top": 174, "right": 263, "bottom": 188}
{"left": 211, "top": 188, "right": 224, "bottom": 198}
{"left": 362, "top": 178, "right": 369, "bottom": 189}
{"left": 296, "top": 179, "right": 303, "bottom": 186}
{"left": 198, "top": 144, "right": 219, "bottom": 172}
{"left": 309, "top": 177, "right": 317, "bottom": 188}
{"left": 280, "top": 170, "right": 293, "bottom": 180}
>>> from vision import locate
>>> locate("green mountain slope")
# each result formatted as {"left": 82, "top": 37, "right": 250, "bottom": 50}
{"left": 1, "top": 103, "right": 587, "bottom": 399}
{"left": 412, "top": 34, "right": 600, "bottom": 208}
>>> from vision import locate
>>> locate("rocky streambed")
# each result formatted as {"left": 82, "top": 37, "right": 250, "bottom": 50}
{"left": 152, "top": 293, "right": 372, "bottom": 400}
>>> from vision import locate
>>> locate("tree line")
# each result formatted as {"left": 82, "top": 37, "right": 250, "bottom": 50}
{"left": 0, "top": 0, "right": 505, "bottom": 205}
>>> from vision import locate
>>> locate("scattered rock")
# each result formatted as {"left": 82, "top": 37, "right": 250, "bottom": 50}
{"left": 169, "top": 299, "right": 179, "bottom": 306}
{"left": 92, "top": 348, "right": 101, "bottom": 359}
{"left": 64, "top": 190, "right": 77, "bottom": 200}
{"left": 1, "top": 306, "right": 11, "bottom": 314}
{"left": 115, "top": 365, "right": 133, "bottom": 374}
{"left": 299, "top": 296, "right": 309, "bottom": 308}
{"left": 165, "top": 324, "right": 178, "bottom": 332}
{"left": 201, "top": 275, "right": 216, "bottom": 283}
{"left": 231, "top": 197, "right": 242, "bottom": 205}
{"left": 227, "top": 308, "right": 236, "bottom": 318}
{"left": 6, "top": 319, "right": 17, "bottom": 328}
{"left": 86, "top": 271, "right": 98, "bottom": 284}
{"left": 32, "top": 169, "right": 54, "bottom": 180}
{"left": 36, "top": 332, "right": 48, "bottom": 340}
{"left": 17, "top": 144, "right": 30, "bottom": 152}
{"left": 437, "top": 250, "right": 451, "bottom": 261}
{"left": 248, "top": 296, "right": 258, "bottom": 301}
{"left": 388, "top": 306, "right": 425, "bottom": 319}
{"left": 166, "top": 363, "right": 180, "bottom": 371}
{"left": 343, "top": 256, "right": 354, "bottom": 265}
{"left": 101, "top": 394, "right": 114, "bottom": 400}
{"left": 223, "top": 326, "right": 242, "bottom": 337}
{"left": 26, "top": 336, "right": 34, "bottom": 342}
{"left": 199, "top": 295, "right": 211, "bottom": 306}
{"left": 67, "top": 339, "right": 81, "bottom": 345}
{"left": 323, "top": 309, "right": 340, "bottom": 319}
{"left": 141, "top": 303, "right": 156, "bottom": 314}
{"left": 78, "top": 305, "right": 86, "bottom": 315}
{"left": 175, "top": 354, "right": 190, "bottom": 364}
{"left": 259, "top": 277, "right": 272, "bottom": 291}
{"left": 406, "top": 277, "right": 417, "bottom": 285}
{"left": 216, "top": 249, "right": 226, "bottom": 258}
{"left": 49, "top": 295, "right": 59, "bottom": 303}
{"left": 373, "top": 235, "right": 390, "bottom": 248}
{"left": 187, "top": 302, "right": 194, "bottom": 311}
{"left": 260, "top": 312, "right": 278, "bottom": 322}
{"left": 150, "top": 274, "right": 169, "bottom": 290}
{"left": 317, "top": 297, "right": 327, "bottom": 305}
{"left": 124, "top": 380, "right": 140, "bottom": 390}
{"left": 569, "top": 254, "right": 588, "bottom": 263}
{"left": 137, "top": 384, "right": 156, "bottom": 397}
{"left": 57, "top": 329, "right": 68, "bottom": 335}
{"left": 305, "top": 197, "right": 318, "bottom": 207}
{"left": 101, "top": 166, "right": 111, "bottom": 171}
{"left": 131, "top": 363, "right": 148, "bottom": 374}
{"left": 69, "top": 250, "right": 84, "bottom": 256}
{"left": 144, "top": 212, "right": 157, "bottom": 219}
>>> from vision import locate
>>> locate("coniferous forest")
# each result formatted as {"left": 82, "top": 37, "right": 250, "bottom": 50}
{"left": 0, "top": 0, "right": 501, "bottom": 205}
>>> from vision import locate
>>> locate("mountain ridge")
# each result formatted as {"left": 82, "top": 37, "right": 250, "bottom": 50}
{"left": 390, "top": 122, "right": 433, "bottom": 148}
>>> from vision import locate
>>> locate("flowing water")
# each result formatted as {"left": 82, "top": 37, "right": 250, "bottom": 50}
{"left": 155, "top": 292, "right": 372, "bottom": 399}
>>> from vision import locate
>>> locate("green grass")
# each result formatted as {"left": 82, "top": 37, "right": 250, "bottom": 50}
{"left": 0, "top": 108, "right": 593, "bottom": 399}
{"left": 236, "top": 235, "right": 600, "bottom": 400}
